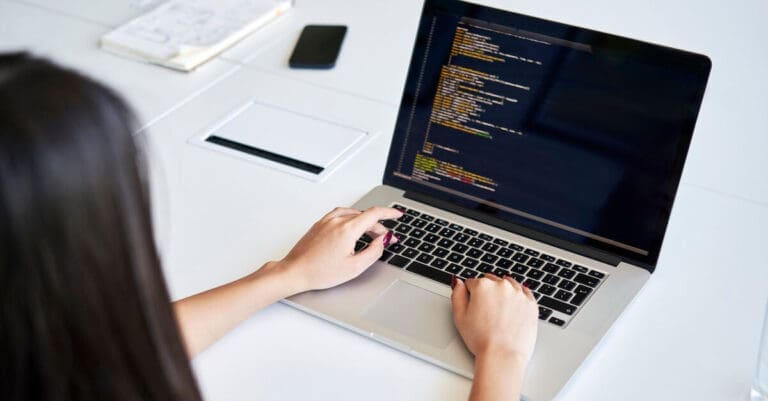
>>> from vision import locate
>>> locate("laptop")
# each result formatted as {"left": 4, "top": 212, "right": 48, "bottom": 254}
{"left": 285, "top": 0, "right": 710, "bottom": 399}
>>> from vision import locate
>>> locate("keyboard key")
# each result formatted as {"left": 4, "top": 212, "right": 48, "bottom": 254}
{"left": 433, "top": 247, "right": 449, "bottom": 258}
{"left": 468, "top": 238, "right": 484, "bottom": 248}
{"left": 404, "top": 238, "right": 421, "bottom": 248}
{"left": 477, "top": 263, "right": 495, "bottom": 273}
{"left": 407, "top": 261, "right": 452, "bottom": 285}
{"left": 382, "top": 220, "right": 397, "bottom": 229}
{"left": 478, "top": 233, "right": 493, "bottom": 241}
{"left": 417, "top": 253, "right": 434, "bottom": 264}
{"left": 509, "top": 243, "right": 524, "bottom": 251}
{"left": 539, "top": 296, "right": 576, "bottom": 315}
{"left": 398, "top": 214, "right": 414, "bottom": 224}
{"left": 495, "top": 258, "right": 513, "bottom": 268}
{"left": 543, "top": 274, "right": 560, "bottom": 285}
{"left": 539, "top": 284, "right": 556, "bottom": 295}
{"left": 389, "top": 243, "right": 405, "bottom": 253}
{"left": 524, "top": 249, "right": 540, "bottom": 257}
{"left": 540, "top": 254, "right": 555, "bottom": 262}
{"left": 418, "top": 243, "right": 435, "bottom": 253}
{"left": 526, "top": 258, "right": 544, "bottom": 268}
{"left": 411, "top": 219, "right": 427, "bottom": 228}
{"left": 511, "top": 263, "right": 528, "bottom": 274}
{"left": 461, "top": 258, "right": 479, "bottom": 268}
{"left": 497, "top": 248, "right": 514, "bottom": 258}
{"left": 451, "top": 243, "right": 469, "bottom": 253}
{"left": 538, "top": 307, "right": 553, "bottom": 320}
{"left": 392, "top": 204, "right": 406, "bottom": 212}
{"left": 526, "top": 269, "right": 544, "bottom": 280}
{"left": 402, "top": 248, "right": 419, "bottom": 259}
{"left": 446, "top": 263, "right": 462, "bottom": 274}
{"left": 534, "top": 292, "right": 542, "bottom": 300}
{"left": 574, "top": 273, "right": 600, "bottom": 288}
{"left": 405, "top": 208, "right": 419, "bottom": 216}
{"left": 493, "top": 238, "right": 508, "bottom": 247}
{"left": 481, "top": 253, "right": 498, "bottom": 264}
{"left": 447, "top": 253, "right": 464, "bottom": 263}
{"left": 575, "top": 285, "right": 593, "bottom": 296}
{"left": 555, "top": 290, "right": 573, "bottom": 302}
{"left": 466, "top": 249, "right": 483, "bottom": 259}
{"left": 449, "top": 223, "right": 464, "bottom": 231}
{"left": 543, "top": 263, "right": 559, "bottom": 273}
{"left": 493, "top": 268, "right": 508, "bottom": 277}
{"left": 589, "top": 270, "right": 606, "bottom": 279}
{"left": 410, "top": 229, "right": 426, "bottom": 239}
{"left": 511, "top": 273, "right": 525, "bottom": 282}
{"left": 354, "top": 241, "right": 367, "bottom": 252}
{"left": 571, "top": 286, "right": 589, "bottom": 306}
{"left": 557, "top": 269, "right": 576, "bottom": 279}
{"left": 430, "top": 258, "right": 448, "bottom": 269}
{"left": 572, "top": 265, "right": 588, "bottom": 273}
{"left": 439, "top": 228, "right": 456, "bottom": 237}
{"left": 437, "top": 238, "right": 454, "bottom": 248}
{"left": 512, "top": 253, "right": 529, "bottom": 263}
{"left": 549, "top": 317, "right": 565, "bottom": 326}
{"left": 453, "top": 233, "right": 470, "bottom": 243}
{"left": 425, "top": 223, "right": 441, "bottom": 233}
{"left": 388, "top": 255, "right": 410, "bottom": 268}
{"left": 460, "top": 269, "right": 478, "bottom": 279}
{"left": 481, "top": 243, "right": 499, "bottom": 253}
{"left": 556, "top": 259, "right": 572, "bottom": 267}
{"left": 423, "top": 234, "right": 440, "bottom": 243}
{"left": 395, "top": 224, "right": 412, "bottom": 234}
{"left": 360, "top": 234, "right": 373, "bottom": 243}
{"left": 463, "top": 228, "right": 479, "bottom": 236}
{"left": 435, "top": 218, "right": 449, "bottom": 226}
{"left": 524, "top": 279, "right": 540, "bottom": 290}
{"left": 421, "top": 214, "right": 434, "bottom": 222}
{"left": 378, "top": 250, "right": 393, "bottom": 262}
{"left": 558, "top": 280, "right": 576, "bottom": 291}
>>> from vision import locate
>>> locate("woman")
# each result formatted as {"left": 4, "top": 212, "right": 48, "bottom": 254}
{"left": 0, "top": 53, "right": 538, "bottom": 401}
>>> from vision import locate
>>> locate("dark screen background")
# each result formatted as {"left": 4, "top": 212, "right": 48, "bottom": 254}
{"left": 384, "top": 0, "right": 710, "bottom": 268}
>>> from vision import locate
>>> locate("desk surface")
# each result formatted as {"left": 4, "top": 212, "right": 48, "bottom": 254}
{"left": 2, "top": 0, "right": 767, "bottom": 400}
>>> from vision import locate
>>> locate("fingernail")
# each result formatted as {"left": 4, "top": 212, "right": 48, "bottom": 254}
{"left": 383, "top": 231, "right": 393, "bottom": 247}
{"left": 522, "top": 282, "right": 529, "bottom": 288}
{"left": 450, "top": 275, "right": 457, "bottom": 289}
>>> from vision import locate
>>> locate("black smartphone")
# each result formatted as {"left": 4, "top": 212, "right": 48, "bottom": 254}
{"left": 289, "top": 25, "right": 347, "bottom": 69}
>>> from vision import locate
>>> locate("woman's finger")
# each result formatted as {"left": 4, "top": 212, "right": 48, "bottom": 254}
{"left": 365, "top": 222, "right": 389, "bottom": 238}
{"left": 348, "top": 206, "right": 404, "bottom": 233}
{"left": 322, "top": 207, "right": 361, "bottom": 220}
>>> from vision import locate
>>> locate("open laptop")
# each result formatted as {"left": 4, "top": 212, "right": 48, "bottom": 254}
{"left": 285, "top": 0, "right": 710, "bottom": 399}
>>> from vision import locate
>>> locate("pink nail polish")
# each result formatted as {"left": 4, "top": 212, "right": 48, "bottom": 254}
{"left": 383, "top": 231, "right": 393, "bottom": 247}
{"left": 450, "top": 275, "right": 457, "bottom": 289}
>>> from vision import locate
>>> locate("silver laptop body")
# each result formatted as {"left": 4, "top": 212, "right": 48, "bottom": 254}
{"left": 285, "top": 1, "right": 710, "bottom": 400}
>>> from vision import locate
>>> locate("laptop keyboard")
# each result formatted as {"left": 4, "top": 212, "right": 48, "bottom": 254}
{"left": 355, "top": 204, "right": 608, "bottom": 328}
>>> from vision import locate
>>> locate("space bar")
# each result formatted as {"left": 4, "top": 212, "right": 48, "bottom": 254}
{"left": 406, "top": 262, "right": 452, "bottom": 285}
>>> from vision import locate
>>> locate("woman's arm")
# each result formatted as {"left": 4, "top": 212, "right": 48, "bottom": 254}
{"left": 174, "top": 206, "right": 403, "bottom": 357}
{"left": 451, "top": 275, "right": 539, "bottom": 401}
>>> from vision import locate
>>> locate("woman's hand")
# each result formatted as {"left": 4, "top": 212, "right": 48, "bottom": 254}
{"left": 267, "top": 206, "right": 403, "bottom": 294}
{"left": 451, "top": 274, "right": 538, "bottom": 363}
{"left": 451, "top": 275, "right": 539, "bottom": 401}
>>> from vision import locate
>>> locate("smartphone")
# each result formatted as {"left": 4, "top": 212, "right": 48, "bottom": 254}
{"left": 289, "top": 25, "right": 347, "bottom": 69}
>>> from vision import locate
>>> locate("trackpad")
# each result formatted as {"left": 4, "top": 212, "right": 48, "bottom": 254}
{"left": 362, "top": 280, "right": 457, "bottom": 349}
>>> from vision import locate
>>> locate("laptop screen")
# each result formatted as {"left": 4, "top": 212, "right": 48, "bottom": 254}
{"left": 383, "top": 0, "right": 710, "bottom": 268}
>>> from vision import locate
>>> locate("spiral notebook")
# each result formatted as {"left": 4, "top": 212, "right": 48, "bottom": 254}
{"left": 100, "top": 0, "right": 292, "bottom": 72}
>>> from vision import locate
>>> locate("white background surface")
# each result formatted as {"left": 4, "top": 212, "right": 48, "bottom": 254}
{"left": 1, "top": 0, "right": 767, "bottom": 400}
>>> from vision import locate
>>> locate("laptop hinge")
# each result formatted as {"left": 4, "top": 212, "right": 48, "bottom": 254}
{"left": 404, "top": 189, "right": 626, "bottom": 269}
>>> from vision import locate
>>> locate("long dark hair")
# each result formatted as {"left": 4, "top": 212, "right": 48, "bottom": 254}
{"left": 0, "top": 53, "right": 203, "bottom": 401}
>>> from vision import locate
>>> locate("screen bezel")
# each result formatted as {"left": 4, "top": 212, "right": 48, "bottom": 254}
{"left": 383, "top": 0, "right": 711, "bottom": 272}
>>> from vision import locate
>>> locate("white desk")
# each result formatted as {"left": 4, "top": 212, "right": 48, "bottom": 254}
{"left": 3, "top": 0, "right": 768, "bottom": 400}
